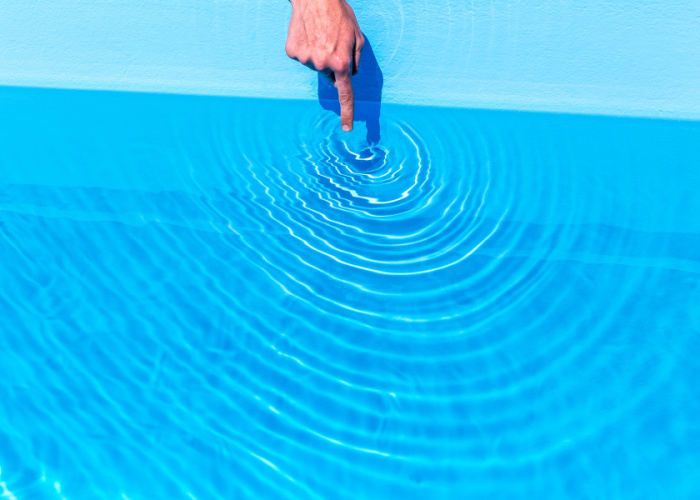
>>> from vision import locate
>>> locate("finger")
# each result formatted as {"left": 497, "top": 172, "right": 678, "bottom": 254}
{"left": 335, "top": 72, "right": 354, "bottom": 132}
{"left": 301, "top": 59, "right": 317, "bottom": 71}
{"left": 291, "top": 52, "right": 318, "bottom": 71}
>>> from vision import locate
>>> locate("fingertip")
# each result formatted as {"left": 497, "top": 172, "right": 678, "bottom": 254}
{"left": 342, "top": 123, "right": 352, "bottom": 132}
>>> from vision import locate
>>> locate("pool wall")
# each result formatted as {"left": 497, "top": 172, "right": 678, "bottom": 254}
{"left": 1, "top": 1, "right": 699, "bottom": 119}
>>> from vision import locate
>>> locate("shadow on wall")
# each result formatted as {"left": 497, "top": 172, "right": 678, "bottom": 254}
{"left": 318, "top": 37, "right": 383, "bottom": 144}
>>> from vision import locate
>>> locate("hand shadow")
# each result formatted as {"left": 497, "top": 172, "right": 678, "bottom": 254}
{"left": 318, "top": 36, "right": 383, "bottom": 144}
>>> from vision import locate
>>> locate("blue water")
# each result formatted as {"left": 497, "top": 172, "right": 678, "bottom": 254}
{"left": 1, "top": 86, "right": 700, "bottom": 499}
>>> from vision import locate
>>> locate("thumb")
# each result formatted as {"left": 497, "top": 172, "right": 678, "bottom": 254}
{"left": 335, "top": 72, "right": 354, "bottom": 132}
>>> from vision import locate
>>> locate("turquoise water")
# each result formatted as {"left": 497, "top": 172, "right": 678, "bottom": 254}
{"left": 1, "top": 86, "right": 700, "bottom": 499}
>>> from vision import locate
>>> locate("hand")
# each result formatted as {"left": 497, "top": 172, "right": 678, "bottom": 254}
{"left": 286, "top": 0, "right": 365, "bottom": 132}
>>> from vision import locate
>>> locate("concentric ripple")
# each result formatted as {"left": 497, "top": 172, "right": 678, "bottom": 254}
{"left": 1, "top": 87, "right": 700, "bottom": 499}
{"left": 197, "top": 105, "right": 593, "bottom": 350}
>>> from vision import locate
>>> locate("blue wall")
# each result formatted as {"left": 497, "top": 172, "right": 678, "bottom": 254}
{"left": 1, "top": 1, "right": 699, "bottom": 118}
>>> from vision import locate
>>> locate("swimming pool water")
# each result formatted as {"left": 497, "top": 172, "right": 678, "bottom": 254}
{"left": 1, "top": 86, "right": 700, "bottom": 499}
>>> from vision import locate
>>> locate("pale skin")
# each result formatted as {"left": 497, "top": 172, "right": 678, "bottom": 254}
{"left": 286, "top": 0, "right": 365, "bottom": 132}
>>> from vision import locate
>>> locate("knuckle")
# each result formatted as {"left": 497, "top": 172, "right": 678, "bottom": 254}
{"left": 284, "top": 41, "right": 296, "bottom": 59}
{"left": 331, "top": 55, "right": 351, "bottom": 72}
{"left": 315, "top": 58, "right": 330, "bottom": 71}
{"left": 297, "top": 53, "right": 311, "bottom": 65}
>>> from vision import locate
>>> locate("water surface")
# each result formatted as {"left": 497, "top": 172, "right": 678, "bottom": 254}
{"left": 1, "top": 87, "right": 700, "bottom": 499}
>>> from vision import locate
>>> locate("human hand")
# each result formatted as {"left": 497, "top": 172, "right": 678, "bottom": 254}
{"left": 286, "top": 0, "right": 365, "bottom": 132}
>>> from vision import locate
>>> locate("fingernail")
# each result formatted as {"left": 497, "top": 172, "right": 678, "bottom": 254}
{"left": 342, "top": 125, "right": 351, "bottom": 132}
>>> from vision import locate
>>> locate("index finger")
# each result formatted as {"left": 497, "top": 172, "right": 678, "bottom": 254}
{"left": 335, "top": 71, "right": 354, "bottom": 132}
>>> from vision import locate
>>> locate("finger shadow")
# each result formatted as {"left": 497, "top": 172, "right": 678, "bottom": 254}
{"left": 318, "top": 36, "right": 383, "bottom": 144}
